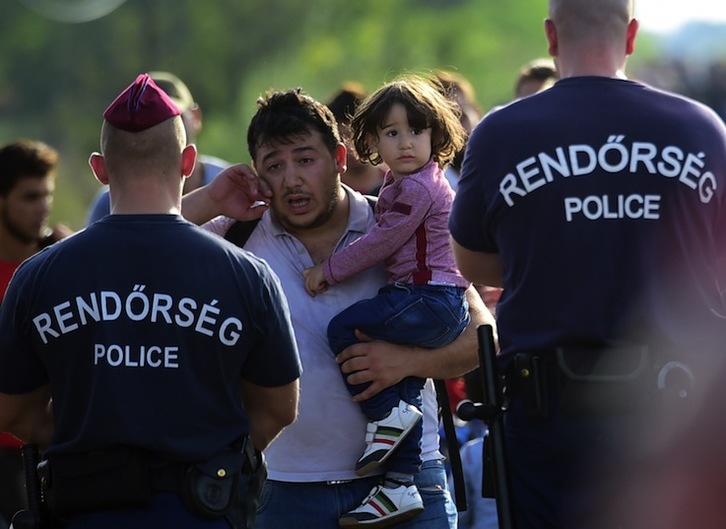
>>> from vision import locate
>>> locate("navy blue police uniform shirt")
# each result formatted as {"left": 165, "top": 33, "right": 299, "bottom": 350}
{"left": 0, "top": 214, "right": 302, "bottom": 461}
{"left": 450, "top": 76, "right": 726, "bottom": 361}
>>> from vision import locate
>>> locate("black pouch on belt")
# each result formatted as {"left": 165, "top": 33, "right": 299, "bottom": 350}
{"left": 41, "top": 448, "right": 152, "bottom": 516}
{"left": 556, "top": 345, "right": 651, "bottom": 417}
{"left": 181, "top": 448, "right": 243, "bottom": 519}
{"left": 513, "top": 353, "right": 550, "bottom": 420}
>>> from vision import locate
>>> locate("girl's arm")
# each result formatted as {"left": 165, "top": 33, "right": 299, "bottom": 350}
{"left": 325, "top": 180, "right": 430, "bottom": 285}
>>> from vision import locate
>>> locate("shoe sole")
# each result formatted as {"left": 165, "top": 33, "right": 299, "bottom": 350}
{"left": 355, "top": 413, "right": 422, "bottom": 476}
{"left": 339, "top": 504, "right": 424, "bottom": 528}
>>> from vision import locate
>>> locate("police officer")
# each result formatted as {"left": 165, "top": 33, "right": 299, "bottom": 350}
{"left": 450, "top": 1, "right": 726, "bottom": 528}
{"left": 0, "top": 74, "right": 302, "bottom": 529}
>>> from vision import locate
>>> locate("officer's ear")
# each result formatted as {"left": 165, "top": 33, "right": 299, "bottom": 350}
{"left": 625, "top": 18, "right": 639, "bottom": 56}
{"left": 89, "top": 153, "right": 108, "bottom": 185}
{"left": 181, "top": 144, "right": 197, "bottom": 178}
{"left": 545, "top": 19, "right": 558, "bottom": 57}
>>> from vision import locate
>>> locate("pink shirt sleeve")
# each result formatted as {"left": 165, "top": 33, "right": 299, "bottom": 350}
{"left": 324, "top": 178, "right": 432, "bottom": 285}
{"left": 201, "top": 215, "right": 237, "bottom": 237}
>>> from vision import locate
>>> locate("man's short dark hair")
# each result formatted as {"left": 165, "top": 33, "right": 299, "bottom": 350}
{"left": 0, "top": 139, "right": 59, "bottom": 196}
{"left": 247, "top": 88, "right": 342, "bottom": 162}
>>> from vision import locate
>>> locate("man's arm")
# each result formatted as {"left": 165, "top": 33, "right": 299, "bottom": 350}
{"left": 181, "top": 163, "right": 272, "bottom": 225}
{"left": 0, "top": 385, "right": 53, "bottom": 449}
{"left": 241, "top": 379, "right": 299, "bottom": 451}
{"left": 451, "top": 239, "right": 504, "bottom": 288}
{"left": 337, "top": 286, "right": 495, "bottom": 402}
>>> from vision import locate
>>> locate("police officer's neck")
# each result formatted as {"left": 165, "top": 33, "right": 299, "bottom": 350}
{"left": 556, "top": 52, "right": 629, "bottom": 80}
{"left": 108, "top": 182, "right": 183, "bottom": 216}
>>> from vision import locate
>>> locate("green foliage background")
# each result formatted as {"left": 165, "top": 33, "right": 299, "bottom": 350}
{"left": 1, "top": 0, "right": 661, "bottom": 230}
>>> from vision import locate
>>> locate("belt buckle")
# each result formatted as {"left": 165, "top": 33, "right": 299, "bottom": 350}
{"left": 325, "top": 479, "right": 352, "bottom": 486}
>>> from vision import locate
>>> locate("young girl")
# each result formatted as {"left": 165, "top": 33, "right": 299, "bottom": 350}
{"left": 303, "top": 75, "right": 471, "bottom": 528}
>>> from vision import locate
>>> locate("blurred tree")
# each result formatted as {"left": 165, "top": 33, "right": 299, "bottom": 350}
{"left": 0, "top": 0, "right": 686, "bottom": 229}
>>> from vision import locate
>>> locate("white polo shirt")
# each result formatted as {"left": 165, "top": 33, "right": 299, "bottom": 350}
{"left": 242, "top": 186, "right": 443, "bottom": 483}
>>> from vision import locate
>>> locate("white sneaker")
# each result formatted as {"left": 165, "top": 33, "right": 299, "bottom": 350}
{"left": 339, "top": 482, "right": 424, "bottom": 528}
{"left": 355, "top": 400, "right": 423, "bottom": 476}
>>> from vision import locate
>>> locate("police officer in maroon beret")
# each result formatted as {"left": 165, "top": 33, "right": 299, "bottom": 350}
{"left": 0, "top": 74, "right": 302, "bottom": 529}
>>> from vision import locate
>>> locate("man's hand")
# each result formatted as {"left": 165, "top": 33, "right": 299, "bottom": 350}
{"left": 182, "top": 163, "right": 272, "bottom": 225}
{"left": 336, "top": 331, "right": 416, "bottom": 402}
{"left": 303, "top": 264, "right": 328, "bottom": 296}
{"left": 335, "top": 285, "right": 494, "bottom": 403}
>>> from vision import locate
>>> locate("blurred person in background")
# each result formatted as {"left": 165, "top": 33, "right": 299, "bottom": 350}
{"left": 433, "top": 70, "right": 482, "bottom": 192}
{"left": 326, "top": 81, "right": 385, "bottom": 195}
{"left": 513, "top": 57, "right": 559, "bottom": 99}
{"left": 0, "top": 137, "right": 70, "bottom": 529}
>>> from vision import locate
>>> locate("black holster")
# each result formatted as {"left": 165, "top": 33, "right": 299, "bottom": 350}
{"left": 513, "top": 353, "right": 550, "bottom": 419}
{"left": 181, "top": 437, "right": 266, "bottom": 529}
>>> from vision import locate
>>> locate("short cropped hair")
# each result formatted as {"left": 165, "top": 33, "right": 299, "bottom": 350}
{"left": 549, "top": 0, "right": 633, "bottom": 43}
{"left": 100, "top": 117, "right": 187, "bottom": 179}
{"left": 0, "top": 139, "right": 59, "bottom": 196}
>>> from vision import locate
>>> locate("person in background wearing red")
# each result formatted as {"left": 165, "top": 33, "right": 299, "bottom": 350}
{"left": 0, "top": 138, "right": 70, "bottom": 529}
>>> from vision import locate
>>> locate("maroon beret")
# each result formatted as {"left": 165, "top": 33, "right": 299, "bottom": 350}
{"left": 103, "top": 73, "right": 182, "bottom": 132}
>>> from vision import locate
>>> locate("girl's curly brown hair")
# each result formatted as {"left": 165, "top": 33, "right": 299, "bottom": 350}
{"left": 350, "top": 74, "right": 467, "bottom": 167}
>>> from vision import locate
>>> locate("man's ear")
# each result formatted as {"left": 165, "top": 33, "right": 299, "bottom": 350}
{"left": 625, "top": 18, "right": 639, "bottom": 56}
{"left": 181, "top": 144, "right": 198, "bottom": 178}
{"left": 88, "top": 153, "right": 108, "bottom": 185}
{"left": 335, "top": 143, "right": 347, "bottom": 174}
{"left": 545, "top": 19, "right": 558, "bottom": 57}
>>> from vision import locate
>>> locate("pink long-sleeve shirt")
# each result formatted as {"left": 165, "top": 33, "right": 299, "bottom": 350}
{"left": 324, "top": 160, "right": 470, "bottom": 289}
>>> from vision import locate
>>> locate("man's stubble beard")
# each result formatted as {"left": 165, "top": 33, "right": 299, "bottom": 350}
{"left": 0, "top": 206, "right": 42, "bottom": 245}
{"left": 275, "top": 180, "right": 342, "bottom": 233}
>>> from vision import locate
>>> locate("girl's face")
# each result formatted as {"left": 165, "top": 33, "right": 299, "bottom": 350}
{"left": 370, "top": 103, "right": 432, "bottom": 179}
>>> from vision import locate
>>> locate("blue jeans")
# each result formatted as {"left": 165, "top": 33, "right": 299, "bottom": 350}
{"left": 328, "top": 283, "right": 470, "bottom": 356}
{"left": 255, "top": 459, "right": 457, "bottom": 529}
{"left": 328, "top": 284, "right": 470, "bottom": 474}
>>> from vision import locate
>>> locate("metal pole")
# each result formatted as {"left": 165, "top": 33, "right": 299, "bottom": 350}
{"left": 457, "top": 325, "right": 515, "bottom": 529}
